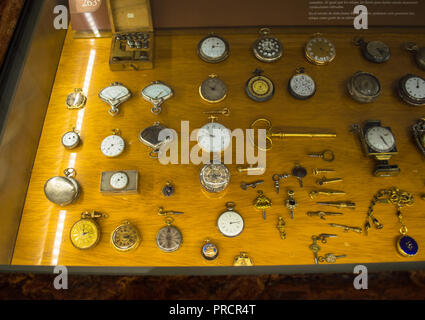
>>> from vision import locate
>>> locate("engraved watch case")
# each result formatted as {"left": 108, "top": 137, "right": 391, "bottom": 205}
{"left": 44, "top": 168, "right": 80, "bottom": 206}
{"left": 199, "top": 162, "right": 230, "bottom": 193}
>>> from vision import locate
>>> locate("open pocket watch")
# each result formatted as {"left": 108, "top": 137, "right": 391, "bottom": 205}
{"left": 44, "top": 168, "right": 80, "bottom": 206}
{"left": 404, "top": 42, "right": 425, "bottom": 70}
{"left": 217, "top": 202, "right": 244, "bottom": 238}
{"left": 200, "top": 162, "right": 230, "bottom": 193}
{"left": 245, "top": 69, "right": 274, "bottom": 102}
{"left": 141, "top": 81, "right": 174, "bottom": 115}
{"left": 99, "top": 82, "right": 131, "bottom": 116}
{"left": 197, "top": 34, "right": 230, "bottom": 63}
{"left": 100, "top": 129, "right": 125, "bottom": 158}
{"left": 252, "top": 28, "right": 283, "bottom": 63}
{"left": 139, "top": 122, "right": 174, "bottom": 158}
{"left": 61, "top": 128, "right": 81, "bottom": 150}
{"left": 305, "top": 34, "right": 336, "bottom": 66}
{"left": 347, "top": 71, "right": 381, "bottom": 103}
{"left": 353, "top": 37, "right": 391, "bottom": 63}
{"left": 199, "top": 74, "right": 227, "bottom": 103}
{"left": 412, "top": 118, "right": 425, "bottom": 157}
{"left": 66, "top": 88, "right": 87, "bottom": 110}
{"left": 288, "top": 67, "right": 316, "bottom": 100}
{"left": 156, "top": 216, "right": 183, "bottom": 253}
{"left": 111, "top": 221, "right": 141, "bottom": 252}
{"left": 70, "top": 211, "right": 107, "bottom": 250}
{"left": 398, "top": 74, "right": 425, "bottom": 106}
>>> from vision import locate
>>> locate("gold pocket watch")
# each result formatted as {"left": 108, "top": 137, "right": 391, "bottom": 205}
{"left": 197, "top": 34, "right": 230, "bottom": 63}
{"left": 354, "top": 37, "right": 391, "bottom": 64}
{"left": 200, "top": 162, "right": 230, "bottom": 193}
{"left": 347, "top": 71, "right": 381, "bottom": 103}
{"left": 288, "top": 67, "right": 316, "bottom": 100}
{"left": 66, "top": 88, "right": 87, "bottom": 110}
{"left": 398, "top": 74, "right": 425, "bottom": 107}
{"left": 111, "top": 221, "right": 141, "bottom": 252}
{"left": 199, "top": 74, "right": 227, "bottom": 103}
{"left": 305, "top": 34, "right": 336, "bottom": 66}
{"left": 252, "top": 28, "right": 283, "bottom": 63}
{"left": 245, "top": 69, "right": 274, "bottom": 102}
{"left": 61, "top": 128, "right": 81, "bottom": 150}
{"left": 70, "top": 211, "right": 107, "bottom": 250}
{"left": 156, "top": 217, "right": 183, "bottom": 253}
{"left": 404, "top": 42, "right": 425, "bottom": 70}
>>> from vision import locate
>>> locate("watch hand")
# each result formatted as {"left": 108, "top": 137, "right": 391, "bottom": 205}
{"left": 229, "top": 221, "right": 241, "bottom": 224}
{"left": 154, "top": 91, "right": 163, "bottom": 99}
{"left": 380, "top": 136, "right": 389, "bottom": 146}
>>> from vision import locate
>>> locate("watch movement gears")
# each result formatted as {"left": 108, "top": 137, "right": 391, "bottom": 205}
{"left": 305, "top": 34, "right": 336, "bottom": 66}
{"left": 354, "top": 37, "right": 391, "bottom": 63}
{"left": 347, "top": 71, "right": 381, "bottom": 103}
{"left": 197, "top": 34, "right": 230, "bottom": 63}
{"left": 245, "top": 69, "right": 274, "bottom": 102}
{"left": 111, "top": 221, "right": 141, "bottom": 252}
{"left": 199, "top": 162, "right": 230, "bottom": 193}
{"left": 199, "top": 74, "right": 227, "bottom": 103}
{"left": 288, "top": 67, "right": 316, "bottom": 100}
{"left": 398, "top": 74, "right": 425, "bottom": 106}
{"left": 252, "top": 28, "right": 283, "bottom": 63}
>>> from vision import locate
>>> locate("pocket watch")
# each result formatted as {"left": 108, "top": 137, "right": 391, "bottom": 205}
{"left": 111, "top": 221, "right": 141, "bottom": 252}
{"left": 201, "top": 239, "right": 219, "bottom": 261}
{"left": 44, "top": 168, "right": 80, "bottom": 206}
{"left": 217, "top": 202, "right": 244, "bottom": 238}
{"left": 156, "top": 217, "right": 183, "bottom": 253}
{"left": 197, "top": 34, "right": 230, "bottom": 63}
{"left": 100, "top": 129, "right": 125, "bottom": 158}
{"left": 141, "top": 81, "right": 174, "bottom": 115}
{"left": 347, "top": 71, "right": 381, "bottom": 103}
{"left": 199, "top": 74, "right": 227, "bottom": 103}
{"left": 61, "top": 128, "right": 81, "bottom": 149}
{"left": 70, "top": 211, "right": 106, "bottom": 250}
{"left": 245, "top": 69, "right": 274, "bottom": 102}
{"left": 412, "top": 118, "right": 425, "bottom": 157}
{"left": 288, "top": 67, "right": 316, "bottom": 100}
{"left": 197, "top": 116, "right": 231, "bottom": 153}
{"left": 99, "top": 82, "right": 132, "bottom": 116}
{"left": 66, "top": 88, "right": 87, "bottom": 109}
{"left": 351, "top": 121, "right": 400, "bottom": 177}
{"left": 404, "top": 42, "right": 425, "bottom": 70}
{"left": 199, "top": 162, "right": 230, "bottom": 193}
{"left": 354, "top": 37, "right": 391, "bottom": 63}
{"left": 139, "top": 122, "right": 174, "bottom": 158}
{"left": 398, "top": 74, "right": 425, "bottom": 106}
{"left": 100, "top": 170, "right": 138, "bottom": 194}
{"left": 252, "top": 28, "right": 283, "bottom": 63}
{"left": 305, "top": 34, "right": 336, "bottom": 66}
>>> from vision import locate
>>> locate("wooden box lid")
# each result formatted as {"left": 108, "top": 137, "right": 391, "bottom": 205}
{"left": 107, "top": 0, "right": 153, "bottom": 33}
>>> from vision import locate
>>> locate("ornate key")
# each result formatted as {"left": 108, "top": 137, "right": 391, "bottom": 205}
{"left": 307, "top": 150, "right": 335, "bottom": 162}
{"left": 312, "top": 168, "right": 336, "bottom": 175}
{"left": 306, "top": 211, "right": 343, "bottom": 220}
{"left": 285, "top": 190, "right": 298, "bottom": 219}
{"left": 253, "top": 190, "right": 272, "bottom": 220}
{"left": 240, "top": 180, "right": 264, "bottom": 190}
{"left": 316, "top": 177, "right": 343, "bottom": 185}
{"left": 291, "top": 164, "right": 307, "bottom": 187}
{"left": 309, "top": 189, "right": 346, "bottom": 199}
{"left": 328, "top": 223, "right": 362, "bottom": 233}
{"left": 272, "top": 173, "right": 290, "bottom": 193}
{"left": 203, "top": 107, "right": 230, "bottom": 116}
{"left": 318, "top": 253, "right": 347, "bottom": 263}
{"left": 158, "top": 207, "right": 184, "bottom": 216}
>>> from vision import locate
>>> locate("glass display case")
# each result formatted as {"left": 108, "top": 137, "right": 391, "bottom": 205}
{"left": 1, "top": 0, "right": 425, "bottom": 275}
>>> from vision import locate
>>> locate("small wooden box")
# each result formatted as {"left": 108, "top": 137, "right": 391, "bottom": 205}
{"left": 106, "top": 0, "right": 153, "bottom": 71}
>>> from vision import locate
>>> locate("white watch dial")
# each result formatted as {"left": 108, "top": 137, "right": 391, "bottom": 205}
{"left": 289, "top": 74, "right": 316, "bottom": 98}
{"left": 365, "top": 126, "right": 396, "bottom": 153}
{"left": 109, "top": 172, "right": 129, "bottom": 190}
{"left": 142, "top": 82, "right": 173, "bottom": 100}
{"left": 62, "top": 131, "right": 80, "bottom": 149}
{"left": 197, "top": 122, "right": 231, "bottom": 153}
{"left": 100, "top": 85, "right": 130, "bottom": 101}
{"left": 404, "top": 76, "right": 425, "bottom": 99}
{"left": 200, "top": 37, "right": 226, "bottom": 59}
{"left": 217, "top": 211, "right": 244, "bottom": 237}
{"left": 100, "top": 135, "right": 125, "bottom": 157}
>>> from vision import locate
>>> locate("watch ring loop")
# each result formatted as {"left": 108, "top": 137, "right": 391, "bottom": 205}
{"left": 64, "top": 168, "right": 76, "bottom": 178}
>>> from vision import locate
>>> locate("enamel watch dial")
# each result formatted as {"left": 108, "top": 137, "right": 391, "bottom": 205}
{"left": 66, "top": 88, "right": 86, "bottom": 109}
{"left": 288, "top": 68, "right": 316, "bottom": 100}
{"left": 99, "top": 82, "right": 131, "bottom": 116}
{"left": 397, "top": 235, "right": 419, "bottom": 257}
{"left": 100, "top": 129, "right": 125, "bottom": 158}
{"left": 111, "top": 221, "right": 141, "bottom": 252}
{"left": 141, "top": 81, "right": 174, "bottom": 114}
{"left": 217, "top": 202, "right": 244, "bottom": 238}
{"left": 198, "top": 34, "right": 229, "bottom": 63}
{"left": 365, "top": 126, "right": 396, "bottom": 153}
{"left": 201, "top": 239, "right": 219, "bottom": 260}
{"left": 109, "top": 172, "right": 129, "bottom": 190}
{"left": 404, "top": 42, "right": 425, "bottom": 70}
{"left": 199, "top": 74, "right": 227, "bottom": 103}
{"left": 252, "top": 28, "right": 283, "bottom": 63}
{"left": 245, "top": 69, "right": 274, "bottom": 102}
{"left": 398, "top": 74, "right": 425, "bottom": 106}
{"left": 347, "top": 71, "right": 381, "bottom": 103}
{"left": 61, "top": 128, "right": 81, "bottom": 149}
{"left": 305, "top": 35, "right": 336, "bottom": 66}
{"left": 354, "top": 38, "right": 391, "bottom": 63}
{"left": 199, "top": 163, "right": 230, "bottom": 193}
{"left": 197, "top": 120, "right": 231, "bottom": 153}
{"left": 44, "top": 168, "right": 80, "bottom": 206}
{"left": 70, "top": 212, "right": 104, "bottom": 250}
{"left": 156, "top": 221, "right": 183, "bottom": 253}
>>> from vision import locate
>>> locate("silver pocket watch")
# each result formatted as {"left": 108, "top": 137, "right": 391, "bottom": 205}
{"left": 99, "top": 82, "right": 132, "bottom": 116}
{"left": 288, "top": 67, "right": 316, "bottom": 100}
{"left": 141, "top": 81, "right": 174, "bottom": 115}
{"left": 347, "top": 71, "right": 382, "bottom": 103}
{"left": 61, "top": 128, "right": 81, "bottom": 149}
{"left": 44, "top": 168, "right": 80, "bottom": 206}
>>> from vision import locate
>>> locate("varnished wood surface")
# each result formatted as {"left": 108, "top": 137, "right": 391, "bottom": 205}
{"left": 11, "top": 27, "right": 425, "bottom": 267}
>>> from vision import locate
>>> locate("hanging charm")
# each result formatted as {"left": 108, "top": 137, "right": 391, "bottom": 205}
{"left": 276, "top": 216, "right": 286, "bottom": 240}
{"left": 253, "top": 190, "right": 272, "bottom": 220}
{"left": 396, "top": 209, "right": 418, "bottom": 257}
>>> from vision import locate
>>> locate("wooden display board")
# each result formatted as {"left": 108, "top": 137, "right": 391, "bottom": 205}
{"left": 11, "top": 26, "right": 425, "bottom": 268}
